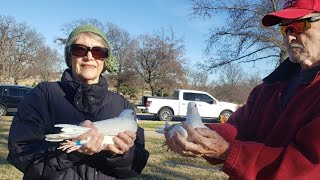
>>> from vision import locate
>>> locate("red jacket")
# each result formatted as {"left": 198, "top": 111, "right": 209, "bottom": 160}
{"left": 206, "top": 60, "right": 320, "bottom": 179}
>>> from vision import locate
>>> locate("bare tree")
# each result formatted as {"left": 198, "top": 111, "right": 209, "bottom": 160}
{"left": 105, "top": 23, "right": 140, "bottom": 94}
{"left": 132, "top": 28, "right": 186, "bottom": 96}
{"left": 191, "top": 0, "right": 287, "bottom": 70}
{"left": 33, "top": 45, "right": 62, "bottom": 81}
{"left": 212, "top": 63, "right": 245, "bottom": 103}
{"left": 0, "top": 15, "right": 51, "bottom": 84}
{"left": 185, "top": 69, "right": 210, "bottom": 91}
{"left": 57, "top": 20, "right": 187, "bottom": 96}
{"left": 55, "top": 19, "right": 106, "bottom": 46}
{"left": 239, "top": 71, "right": 262, "bottom": 103}
{"left": 210, "top": 63, "right": 262, "bottom": 104}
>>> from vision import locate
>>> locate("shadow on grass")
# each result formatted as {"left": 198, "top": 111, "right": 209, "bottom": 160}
{"left": 0, "top": 155, "right": 9, "bottom": 165}
{"left": 137, "top": 161, "right": 226, "bottom": 180}
{"left": 132, "top": 163, "right": 207, "bottom": 180}
{"left": 0, "top": 133, "right": 9, "bottom": 145}
{"left": 0, "top": 133, "right": 8, "bottom": 139}
{"left": 162, "top": 160, "right": 221, "bottom": 172}
{"left": 0, "top": 141, "right": 7, "bottom": 148}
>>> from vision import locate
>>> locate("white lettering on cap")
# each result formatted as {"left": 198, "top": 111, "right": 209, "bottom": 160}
{"left": 283, "top": 0, "right": 297, "bottom": 9}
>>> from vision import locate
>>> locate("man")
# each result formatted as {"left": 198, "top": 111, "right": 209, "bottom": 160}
{"left": 165, "top": 0, "right": 320, "bottom": 179}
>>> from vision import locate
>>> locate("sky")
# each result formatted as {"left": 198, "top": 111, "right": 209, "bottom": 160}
{"left": 0, "top": 0, "right": 276, "bottom": 80}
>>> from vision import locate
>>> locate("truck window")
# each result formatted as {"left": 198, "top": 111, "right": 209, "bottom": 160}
{"left": 197, "top": 94, "right": 216, "bottom": 104}
{"left": 183, "top": 93, "right": 196, "bottom": 101}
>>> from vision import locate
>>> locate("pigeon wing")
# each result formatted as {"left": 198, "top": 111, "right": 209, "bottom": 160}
{"left": 45, "top": 124, "right": 90, "bottom": 142}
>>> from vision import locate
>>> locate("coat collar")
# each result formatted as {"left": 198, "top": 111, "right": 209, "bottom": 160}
{"left": 263, "top": 58, "right": 301, "bottom": 84}
{"left": 263, "top": 58, "right": 320, "bottom": 84}
{"left": 60, "top": 68, "right": 109, "bottom": 119}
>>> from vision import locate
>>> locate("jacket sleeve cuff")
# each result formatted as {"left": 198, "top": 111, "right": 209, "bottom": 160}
{"left": 222, "top": 140, "right": 240, "bottom": 175}
{"left": 65, "top": 151, "right": 84, "bottom": 162}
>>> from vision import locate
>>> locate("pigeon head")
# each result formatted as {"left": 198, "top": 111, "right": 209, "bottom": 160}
{"left": 119, "top": 109, "right": 136, "bottom": 120}
{"left": 187, "top": 102, "right": 199, "bottom": 118}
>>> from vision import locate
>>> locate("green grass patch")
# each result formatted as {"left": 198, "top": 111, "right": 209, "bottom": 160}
{"left": 138, "top": 120, "right": 180, "bottom": 131}
{"left": 0, "top": 116, "right": 228, "bottom": 179}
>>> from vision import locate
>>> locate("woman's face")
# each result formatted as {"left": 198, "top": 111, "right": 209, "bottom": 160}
{"left": 71, "top": 34, "right": 105, "bottom": 84}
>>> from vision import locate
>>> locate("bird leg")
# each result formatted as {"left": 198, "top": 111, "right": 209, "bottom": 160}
{"left": 58, "top": 140, "right": 82, "bottom": 153}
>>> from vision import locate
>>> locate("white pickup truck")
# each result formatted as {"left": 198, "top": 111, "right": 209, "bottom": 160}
{"left": 137, "top": 89, "right": 238, "bottom": 122}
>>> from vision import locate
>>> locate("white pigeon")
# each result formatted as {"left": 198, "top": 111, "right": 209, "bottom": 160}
{"left": 161, "top": 102, "right": 208, "bottom": 140}
{"left": 45, "top": 109, "right": 138, "bottom": 152}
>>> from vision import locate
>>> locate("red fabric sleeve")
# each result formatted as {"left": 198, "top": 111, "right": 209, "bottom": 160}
{"left": 223, "top": 117, "right": 320, "bottom": 179}
{"left": 221, "top": 85, "right": 320, "bottom": 179}
{"left": 205, "top": 123, "right": 237, "bottom": 143}
{"left": 204, "top": 83, "right": 320, "bottom": 179}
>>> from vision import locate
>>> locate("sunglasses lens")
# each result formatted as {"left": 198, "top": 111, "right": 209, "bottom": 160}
{"left": 280, "top": 21, "right": 307, "bottom": 37}
{"left": 70, "top": 44, "right": 88, "bottom": 57}
{"left": 91, "top": 47, "right": 108, "bottom": 59}
{"left": 69, "top": 44, "right": 108, "bottom": 59}
{"left": 280, "top": 26, "right": 287, "bottom": 37}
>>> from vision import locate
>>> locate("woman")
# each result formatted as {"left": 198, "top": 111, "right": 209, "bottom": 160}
{"left": 7, "top": 25, "right": 149, "bottom": 180}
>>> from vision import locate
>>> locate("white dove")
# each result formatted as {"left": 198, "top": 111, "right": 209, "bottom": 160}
{"left": 45, "top": 109, "right": 137, "bottom": 152}
{"left": 163, "top": 102, "right": 208, "bottom": 140}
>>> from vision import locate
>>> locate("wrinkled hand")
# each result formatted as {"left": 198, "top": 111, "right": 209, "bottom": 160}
{"left": 165, "top": 122, "right": 229, "bottom": 160}
{"left": 105, "top": 130, "right": 136, "bottom": 155}
{"left": 74, "top": 120, "right": 105, "bottom": 155}
{"left": 165, "top": 124, "right": 195, "bottom": 157}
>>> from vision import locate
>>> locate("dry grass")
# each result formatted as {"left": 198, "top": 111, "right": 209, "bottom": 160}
{"left": 0, "top": 117, "right": 228, "bottom": 180}
{"left": 0, "top": 116, "right": 23, "bottom": 180}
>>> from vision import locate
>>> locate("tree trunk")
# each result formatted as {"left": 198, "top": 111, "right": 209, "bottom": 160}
{"left": 280, "top": 50, "right": 288, "bottom": 63}
{"left": 150, "top": 84, "right": 155, "bottom": 96}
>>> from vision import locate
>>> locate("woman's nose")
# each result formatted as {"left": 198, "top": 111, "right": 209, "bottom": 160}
{"left": 85, "top": 50, "right": 94, "bottom": 60}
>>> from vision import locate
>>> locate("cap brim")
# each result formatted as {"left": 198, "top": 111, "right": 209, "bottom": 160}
{"left": 262, "top": 9, "right": 314, "bottom": 26}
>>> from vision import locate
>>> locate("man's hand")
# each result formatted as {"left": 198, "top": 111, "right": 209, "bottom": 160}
{"left": 164, "top": 124, "right": 196, "bottom": 157}
{"left": 165, "top": 122, "right": 230, "bottom": 160}
{"left": 105, "top": 130, "right": 137, "bottom": 155}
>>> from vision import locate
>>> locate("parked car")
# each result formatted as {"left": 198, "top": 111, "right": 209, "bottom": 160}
{"left": 0, "top": 85, "right": 33, "bottom": 116}
{"left": 137, "top": 89, "right": 238, "bottom": 122}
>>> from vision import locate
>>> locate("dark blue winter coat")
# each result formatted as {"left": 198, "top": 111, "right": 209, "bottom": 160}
{"left": 7, "top": 69, "right": 149, "bottom": 180}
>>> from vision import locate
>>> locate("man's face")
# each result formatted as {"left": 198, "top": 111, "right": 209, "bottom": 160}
{"left": 281, "top": 13, "right": 320, "bottom": 70}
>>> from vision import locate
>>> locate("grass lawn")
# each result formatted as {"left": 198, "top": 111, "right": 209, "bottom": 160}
{"left": 0, "top": 116, "right": 228, "bottom": 180}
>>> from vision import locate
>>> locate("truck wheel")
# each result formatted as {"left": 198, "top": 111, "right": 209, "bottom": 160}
{"left": 0, "top": 104, "right": 7, "bottom": 116}
{"left": 219, "top": 110, "right": 233, "bottom": 123}
{"left": 158, "top": 108, "right": 173, "bottom": 121}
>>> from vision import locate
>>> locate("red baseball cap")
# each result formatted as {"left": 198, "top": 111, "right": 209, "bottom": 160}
{"left": 262, "top": 0, "right": 320, "bottom": 26}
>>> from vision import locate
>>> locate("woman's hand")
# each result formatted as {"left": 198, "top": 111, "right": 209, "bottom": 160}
{"left": 105, "top": 130, "right": 136, "bottom": 155}
{"left": 75, "top": 120, "right": 105, "bottom": 155}
{"left": 74, "top": 121, "right": 136, "bottom": 155}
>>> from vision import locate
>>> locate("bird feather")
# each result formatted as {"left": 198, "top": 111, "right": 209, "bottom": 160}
{"left": 164, "top": 102, "right": 208, "bottom": 139}
{"left": 45, "top": 109, "right": 138, "bottom": 152}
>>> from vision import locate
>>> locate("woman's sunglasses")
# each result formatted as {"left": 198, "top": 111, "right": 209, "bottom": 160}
{"left": 279, "top": 15, "right": 320, "bottom": 37}
{"left": 68, "top": 44, "right": 108, "bottom": 59}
